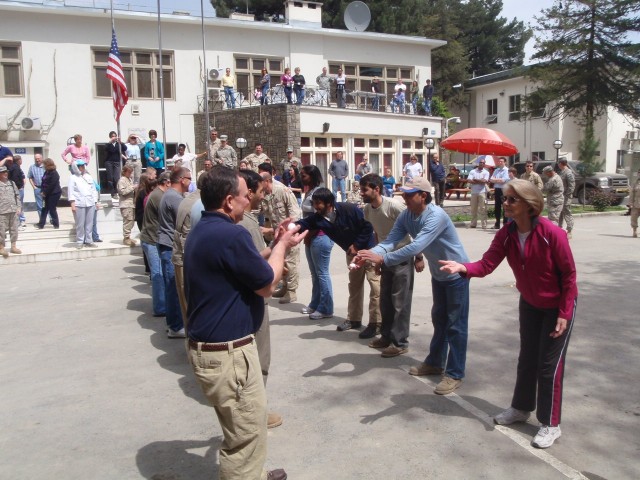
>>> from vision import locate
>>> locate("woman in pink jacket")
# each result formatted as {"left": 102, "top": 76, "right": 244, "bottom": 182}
{"left": 439, "top": 179, "right": 577, "bottom": 449}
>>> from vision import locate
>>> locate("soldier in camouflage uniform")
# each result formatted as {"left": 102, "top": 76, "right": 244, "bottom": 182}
{"left": 542, "top": 166, "right": 564, "bottom": 226}
{"left": 0, "top": 165, "right": 22, "bottom": 257}
{"left": 243, "top": 143, "right": 270, "bottom": 172}
{"left": 629, "top": 168, "right": 640, "bottom": 238}
{"left": 207, "top": 129, "right": 221, "bottom": 161}
{"left": 213, "top": 135, "right": 238, "bottom": 169}
{"left": 557, "top": 158, "right": 575, "bottom": 238}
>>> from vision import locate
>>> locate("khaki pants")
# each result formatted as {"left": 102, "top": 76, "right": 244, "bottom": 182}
{"left": 346, "top": 253, "right": 381, "bottom": 325}
{"left": 631, "top": 207, "right": 639, "bottom": 229}
{"left": 121, "top": 207, "right": 135, "bottom": 239}
{"left": 188, "top": 340, "right": 268, "bottom": 480}
{"left": 174, "top": 264, "right": 188, "bottom": 330}
{"left": 558, "top": 197, "right": 574, "bottom": 231}
{"left": 548, "top": 203, "right": 563, "bottom": 225}
{"left": 0, "top": 212, "right": 18, "bottom": 247}
{"left": 283, "top": 246, "right": 299, "bottom": 293}
{"left": 469, "top": 193, "right": 487, "bottom": 228}
{"left": 255, "top": 305, "right": 271, "bottom": 382}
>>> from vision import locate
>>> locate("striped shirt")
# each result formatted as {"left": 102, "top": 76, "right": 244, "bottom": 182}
{"left": 28, "top": 163, "right": 45, "bottom": 187}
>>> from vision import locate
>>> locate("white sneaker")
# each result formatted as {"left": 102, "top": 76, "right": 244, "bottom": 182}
{"left": 532, "top": 425, "right": 561, "bottom": 449}
{"left": 301, "top": 306, "right": 315, "bottom": 314}
{"left": 167, "top": 328, "right": 186, "bottom": 338}
{"left": 493, "top": 407, "right": 531, "bottom": 425}
{"left": 309, "top": 311, "right": 333, "bottom": 320}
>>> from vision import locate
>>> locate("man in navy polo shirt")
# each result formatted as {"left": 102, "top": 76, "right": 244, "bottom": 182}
{"left": 184, "top": 165, "right": 304, "bottom": 480}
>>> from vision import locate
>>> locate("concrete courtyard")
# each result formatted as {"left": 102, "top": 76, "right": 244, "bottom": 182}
{"left": 1, "top": 214, "right": 639, "bottom": 480}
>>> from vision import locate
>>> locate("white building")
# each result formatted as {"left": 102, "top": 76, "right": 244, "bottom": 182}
{"left": 457, "top": 68, "right": 640, "bottom": 177}
{"left": 0, "top": 0, "right": 446, "bottom": 205}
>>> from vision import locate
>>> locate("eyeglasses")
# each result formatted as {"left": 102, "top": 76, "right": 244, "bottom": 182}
{"left": 503, "top": 195, "right": 520, "bottom": 204}
{"left": 182, "top": 176, "right": 192, "bottom": 181}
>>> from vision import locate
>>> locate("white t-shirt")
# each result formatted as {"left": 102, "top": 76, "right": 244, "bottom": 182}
{"left": 172, "top": 152, "right": 197, "bottom": 172}
{"left": 404, "top": 162, "right": 423, "bottom": 180}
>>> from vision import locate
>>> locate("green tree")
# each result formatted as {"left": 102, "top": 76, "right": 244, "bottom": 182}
{"left": 576, "top": 124, "right": 604, "bottom": 204}
{"left": 210, "top": 0, "right": 284, "bottom": 20}
{"left": 527, "top": 0, "right": 640, "bottom": 129}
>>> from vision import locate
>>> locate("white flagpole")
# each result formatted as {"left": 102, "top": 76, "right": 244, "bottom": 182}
{"left": 157, "top": 0, "right": 167, "bottom": 167}
{"left": 201, "top": 0, "right": 211, "bottom": 158}
{"left": 111, "top": 1, "right": 124, "bottom": 191}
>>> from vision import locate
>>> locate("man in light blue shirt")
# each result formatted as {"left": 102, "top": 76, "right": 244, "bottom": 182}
{"left": 490, "top": 156, "right": 510, "bottom": 228}
{"left": 355, "top": 177, "right": 470, "bottom": 396}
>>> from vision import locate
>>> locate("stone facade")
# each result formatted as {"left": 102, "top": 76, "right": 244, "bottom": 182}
{"left": 194, "top": 104, "right": 301, "bottom": 174}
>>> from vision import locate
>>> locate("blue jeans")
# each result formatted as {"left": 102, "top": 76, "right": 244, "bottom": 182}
{"left": 18, "top": 188, "right": 25, "bottom": 223}
{"left": 294, "top": 86, "right": 305, "bottom": 105}
{"left": 425, "top": 276, "right": 470, "bottom": 380}
{"left": 142, "top": 241, "right": 165, "bottom": 316}
{"left": 92, "top": 210, "right": 101, "bottom": 241}
{"left": 224, "top": 86, "right": 235, "bottom": 109}
{"left": 34, "top": 187, "right": 43, "bottom": 217}
{"left": 284, "top": 86, "right": 293, "bottom": 104}
{"left": 158, "top": 244, "right": 183, "bottom": 332}
{"left": 260, "top": 84, "right": 269, "bottom": 105}
{"left": 391, "top": 98, "right": 404, "bottom": 113}
{"left": 423, "top": 99, "right": 432, "bottom": 115}
{"left": 412, "top": 96, "right": 418, "bottom": 114}
{"left": 305, "top": 234, "right": 334, "bottom": 315}
{"left": 332, "top": 178, "right": 346, "bottom": 202}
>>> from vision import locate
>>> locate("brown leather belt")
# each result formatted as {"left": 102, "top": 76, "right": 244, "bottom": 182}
{"left": 188, "top": 336, "right": 253, "bottom": 352}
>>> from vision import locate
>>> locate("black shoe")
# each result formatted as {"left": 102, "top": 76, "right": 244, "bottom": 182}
{"left": 493, "top": 224, "right": 500, "bottom": 229}
{"left": 358, "top": 324, "right": 380, "bottom": 339}
{"left": 267, "top": 469, "right": 287, "bottom": 480}
{"left": 337, "top": 320, "right": 362, "bottom": 332}
{"left": 94, "top": 238, "right": 103, "bottom": 243}
{"left": 34, "top": 223, "right": 43, "bottom": 229}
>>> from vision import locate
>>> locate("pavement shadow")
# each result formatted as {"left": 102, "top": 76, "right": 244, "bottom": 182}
{"left": 298, "top": 328, "right": 368, "bottom": 344}
{"left": 136, "top": 436, "right": 221, "bottom": 479}
{"left": 303, "top": 352, "right": 408, "bottom": 378}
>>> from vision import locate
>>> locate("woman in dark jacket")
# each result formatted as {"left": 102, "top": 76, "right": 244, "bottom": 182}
{"left": 36, "top": 158, "right": 61, "bottom": 229}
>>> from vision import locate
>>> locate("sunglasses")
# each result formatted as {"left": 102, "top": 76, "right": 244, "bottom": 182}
{"left": 503, "top": 195, "right": 520, "bottom": 204}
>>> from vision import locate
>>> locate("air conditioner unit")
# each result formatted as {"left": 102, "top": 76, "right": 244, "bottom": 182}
{"left": 0, "top": 115, "right": 8, "bottom": 131}
{"left": 208, "top": 68, "right": 224, "bottom": 80}
{"left": 131, "top": 104, "right": 140, "bottom": 116}
{"left": 626, "top": 130, "right": 638, "bottom": 140}
{"left": 21, "top": 117, "right": 42, "bottom": 131}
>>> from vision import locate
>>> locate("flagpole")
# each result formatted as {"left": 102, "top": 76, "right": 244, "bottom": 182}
{"left": 157, "top": 0, "right": 167, "bottom": 166}
{"left": 111, "top": 1, "right": 124, "bottom": 192}
{"left": 201, "top": 0, "right": 211, "bottom": 158}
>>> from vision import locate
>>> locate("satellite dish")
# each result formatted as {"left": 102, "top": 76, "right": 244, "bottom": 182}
{"left": 344, "top": 1, "right": 371, "bottom": 32}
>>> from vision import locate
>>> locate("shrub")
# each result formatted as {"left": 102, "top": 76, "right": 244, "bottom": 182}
{"left": 587, "top": 189, "right": 615, "bottom": 212}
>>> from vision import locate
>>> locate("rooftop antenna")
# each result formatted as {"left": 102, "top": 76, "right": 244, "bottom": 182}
{"left": 344, "top": 1, "right": 371, "bottom": 32}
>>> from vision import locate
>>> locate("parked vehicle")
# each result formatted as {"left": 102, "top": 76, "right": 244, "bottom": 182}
{"left": 513, "top": 160, "right": 629, "bottom": 205}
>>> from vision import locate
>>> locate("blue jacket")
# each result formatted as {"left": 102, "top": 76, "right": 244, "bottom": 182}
{"left": 144, "top": 141, "right": 165, "bottom": 169}
{"left": 429, "top": 161, "right": 446, "bottom": 182}
{"left": 297, "top": 202, "right": 375, "bottom": 251}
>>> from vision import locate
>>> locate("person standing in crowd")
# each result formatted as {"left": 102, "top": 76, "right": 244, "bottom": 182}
{"left": 243, "top": 143, "right": 269, "bottom": 172}
{"left": 557, "top": 158, "right": 575, "bottom": 238}
{"left": 542, "top": 166, "right": 564, "bottom": 226}
{"left": 300, "top": 165, "right": 334, "bottom": 320}
{"left": 222, "top": 67, "right": 236, "bottom": 109}
{"left": 135, "top": 173, "right": 156, "bottom": 275}
{"left": 157, "top": 168, "right": 191, "bottom": 339}
{"left": 296, "top": 188, "right": 379, "bottom": 335}
{"left": 629, "top": 168, "right": 640, "bottom": 238}
{"left": 292, "top": 67, "right": 306, "bottom": 105}
{"left": 429, "top": 152, "right": 446, "bottom": 207}
{"left": 124, "top": 134, "right": 143, "bottom": 184}
{"left": 197, "top": 158, "right": 213, "bottom": 181}
{"left": 410, "top": 80, "right": 419, "bottom": 114}
{"left": 467, "top": 159, "right": 490, "bottom": 228}
{"left": 28, "top": 153, "right": 45, "bottom": 220}
{"left": 370, "top": 76, "right": 381, "bottom": 110}
{"left": 66, "top": 159, "right": 99, "bottom": 249}
{"left": 61, "top": 134, "right": 91, "bottom": 166}
{"left": 140, "top": 172, "right": 171, "bottom": 317}
{"left": 282, "top": 148, "right": 300, "bottom": 179}
{"left": 184, "top": 166, "right": 303, "bottom": 480}
{"left": 117, "top": 165, "right": 137, "bottom": 247}
{"left": 208, "top": 128, "right": 221, "bottom": 160}
{"left": 0, "top": 165, "right": 22, "bottom": 257}
{"left": 329, "top": 151, "right": 348, "bottom": 202}
{"left": 259, "top": 172, "right": 302, "bottom": 304}
{"left": 144, "top": 130, "right": 165, "bottom": 174}
{"left": 0, "top": 155, "right": 26, "bottom": 229}
{"left": 423, "top": 79, "right": 434, "bottom": 115}
{"left": 259, "top": 67, "right": 271, "bottom": 105}
{"left": 355, "top": 156, "right": 372, "bottom": 182}
{"left": 520, "top": 161, "right": 543, "bottom": 190}
{"left": 335, "top": 67, "right": 347, "bottom": 108}
{"left": 35, "top": 158, "right": 61, "bottom": 230}
{"left": 172, "top": 143, "right": 206, "bottom": 176}
{"left": 283, "top": 163, "right": 303, "bottom": 207}
{"left": 214, "top": 135, "right": 238, "bottom": 169}
{"left": 281, "top": 67, "right": 294, "bottom": 104}
{"left": 105, "top": 131, "right": 127, "bottom": 200}
{"left": 316, "top": 66, "right": 332, "bottom": 107}
{"left": 356, "top": 177, "right": 470, "bottom": 396}
{"left": 391, "top": 79, "right": 406, "bottom": 114}
{"left": 439, "top": 179, "right": 577, "bottom": 449}
{"left": 359, "top": 174, "right": 415, "bottom": 356}
{"left": 490, "top": 156, "right": 510, "bottom": 229}
{"left": 383, "top": 168, "right": 396, "bottom": 197}
{"left": 403, "top": 154, "right": 423, "bottom": 183}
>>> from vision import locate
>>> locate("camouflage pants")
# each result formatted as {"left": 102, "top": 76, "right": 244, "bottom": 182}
{"left": 0, "top": 212, "right": 18, "bottom": 246}
{"left": 558, "top": 197, "right": 574, "bottom": 231}
{"left": 547, "top": 203, "right": 563, "bottom": 226}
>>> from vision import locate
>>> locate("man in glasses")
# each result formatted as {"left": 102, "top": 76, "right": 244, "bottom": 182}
{"left": 519, "top": 161, "right": 543, "bottom": 190}
{"left": 355, "top": 177, "right": 470, "bottom": 396}
{"left": 467, "top": 159, "right": 490, "bottom": 228}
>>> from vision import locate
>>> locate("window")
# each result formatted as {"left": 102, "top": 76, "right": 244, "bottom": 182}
{"left": 1, "top": 43, "right": 23, "bottom": 96}
{"left": 486, "top": 98, "right": 498, "bottom": 124}
{"left": 509, "top": 94, "right": 521, "bottom": 121}
{"left": 92, "top": 48, "right": 174, "bottom": 100}
{"left": 234, "top": 55, "right": 284, "bottom": 99}
{"left": 531, "top": 151, "right": 545, "bottom": 161}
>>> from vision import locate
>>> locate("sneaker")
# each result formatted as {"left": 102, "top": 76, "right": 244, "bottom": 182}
{"left": 94, "top": 238, "right": 103, "bottom": 243}
{"left": 336, "top": 320, "right": 361, "bottom": 331}
{"left": 468, "top": 225, "right": 477, "bottom": 229}
{"left": 123, "top": 238, "right": 137, "bottom": 247}
{"left": 84, "top": 243, "right": 98, "bottom": 248}
{"left": 434, "top": 376, "right": 462, "bottom": 395}
{"left": 493, "top": 407, "right": 531, "bottom": 425}
{"left": 267, "top": 412, "right": 283, "bottom": 429}
{"left": 532, "top": 425, "right": 561, "bottom": 449}
{"left": 358, "top": 323, "right": 380, "bottom": 339}
{"left": 0, "top": 247, "right": 8, "bottom": 258}
{"left": 278, "top": 292, "right": 296, "bottom": 304}
{"left": 408, "top": 363, "right": 443, "bottom": 376}
{"left": 301, "top": 306, "right": 315, "bottom": 314}
{"left": 19, "top": 223, "right": 26, "bottom": 230}
{"left": 369, "top": 337, "right": 391, "bottom": 349}
{"left": 272, "top": 288, "right": 286, "bottom": 298}
{"left": 34, "top": 223, "right": 44, "bottom": 230}
{"left": 266, "top": 469, "right": 287, "bottom": 480}
{"left": 167, "top": 328, "right": 186, "bottom": 338}
{"left": 381, "top": 345, "right": 408, "bottom": 358}
{"left": 309, "top": 311, "right": 333, "bottom": 320}
{"left": 10, "top": 247, "right": 22, "bottom": 254}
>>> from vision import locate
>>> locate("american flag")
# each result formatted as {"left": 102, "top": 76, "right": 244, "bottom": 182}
{"left": 106, "top": 27, "right": 128, "bottom": 121}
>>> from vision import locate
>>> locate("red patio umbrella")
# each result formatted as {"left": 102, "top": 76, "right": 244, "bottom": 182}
{"left": 441, "top": 128, "right": 518, "bottom": 156}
